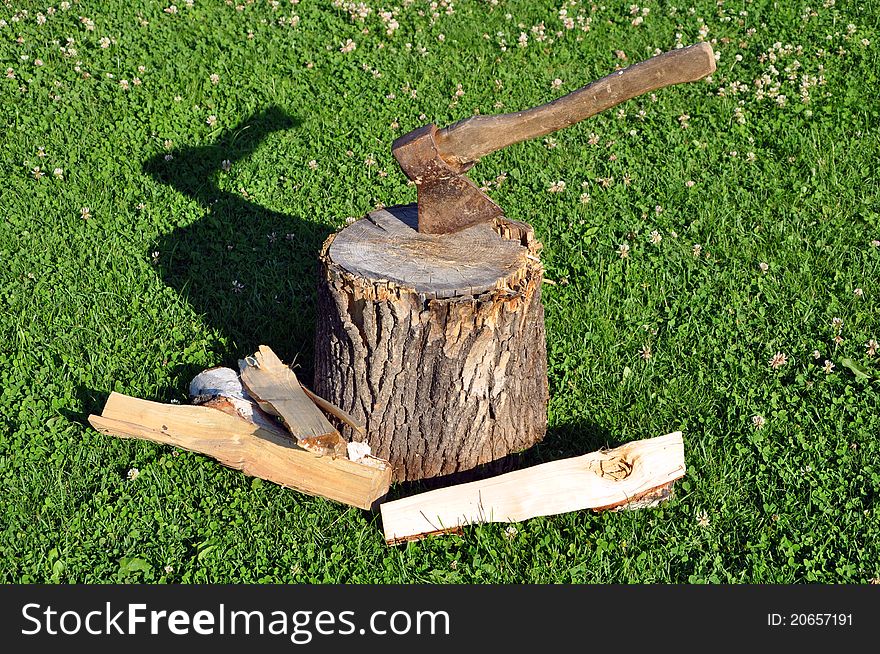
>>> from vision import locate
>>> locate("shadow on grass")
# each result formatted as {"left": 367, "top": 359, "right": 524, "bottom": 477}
{"left": 144, "top": 107, "right": 330, "bottom": 379}
{"left": 387, "top": 418, "right": 614, "bottom": 501}
{"left": 139, "top": 107, "right": 615, "bottom": 513}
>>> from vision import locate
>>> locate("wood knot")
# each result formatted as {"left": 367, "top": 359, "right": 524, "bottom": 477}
{"left": 591, "top": 454, "right": 634, "bottom": 481}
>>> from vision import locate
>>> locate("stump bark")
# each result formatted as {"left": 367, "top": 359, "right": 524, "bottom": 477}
{"left": 314, "top": 204, "right": 548, "bottom": 482}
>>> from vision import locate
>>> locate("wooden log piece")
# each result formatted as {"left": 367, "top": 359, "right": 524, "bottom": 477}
{"left": 380, "top": 431, "right": 686, "bottom": 545}
{"left": 239, "top": 345, "right": 348, "bottom": 458}
{"left": 88, "top": 393, "right": 391, "bottom": 510}
{"left": 314, "top": 204, "right": 549, "bottom": 482}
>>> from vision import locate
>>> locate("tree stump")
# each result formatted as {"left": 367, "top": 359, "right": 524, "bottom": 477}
{"left": 313, "top": 204, "right": 548, "bottom": 482}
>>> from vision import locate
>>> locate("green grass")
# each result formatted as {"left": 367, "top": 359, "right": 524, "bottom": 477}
{"left": 2, "top": 0, "right": 879, "bottom": 583}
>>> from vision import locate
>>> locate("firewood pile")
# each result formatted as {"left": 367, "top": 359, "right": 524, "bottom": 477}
{"left": 89, "top": 345, "right": 686, "bottom": 545}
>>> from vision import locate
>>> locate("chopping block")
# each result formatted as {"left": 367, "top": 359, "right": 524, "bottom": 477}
{"left": 315, "top": 205, "right": 546, "bottom": 482}
{"left": 314, "top": 44, "right": 715, "bottom": 482}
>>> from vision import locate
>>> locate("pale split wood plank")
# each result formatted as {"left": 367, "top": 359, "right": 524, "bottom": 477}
{"left": 89, "top": 393, "right": 391, "bottom": 510}
{"left": 239, "top": 345, "right": 348, "bottom": 458}
{"left": 380, "top": 431, "right": 685, "bottom": 544}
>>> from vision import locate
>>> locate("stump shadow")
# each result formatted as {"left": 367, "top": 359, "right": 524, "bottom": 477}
{"left": 144, "top": 107, "right": 329, "bottom": 380}
{"left": 388, "top": 418, "right": 614, "bottom": 500}
{"left": 113, "top": 110, "right": 613, "bottom": 514}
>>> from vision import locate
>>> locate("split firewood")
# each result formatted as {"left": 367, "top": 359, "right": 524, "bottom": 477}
{"left": 238, "top": 345, "right": 349, "bottom": 458}
{"left": 300, "top": 384, "right": 366, "bottom": 439}
{"left": 189, "top": 366, "right": 289, "bottom": 439}
{"left": 88, "top": 393, "right": 391, "bottom": 510}
{"left": 189, "top": 357, "right": 370, "bottom": 460}
{"left": 380, "top": 431, "right": 686, "bottom": 545}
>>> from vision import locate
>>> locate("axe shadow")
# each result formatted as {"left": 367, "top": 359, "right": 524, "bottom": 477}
{"left": 142, "top": 107, "right": 329, "bottom": 381}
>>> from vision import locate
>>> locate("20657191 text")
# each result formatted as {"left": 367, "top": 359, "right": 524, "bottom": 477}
{"left": 767, "top": 613, "right": 853, "bottom": 627}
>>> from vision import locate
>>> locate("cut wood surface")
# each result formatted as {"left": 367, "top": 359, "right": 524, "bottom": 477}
{"left": 188, "top": 366, "right": 291, "bottom": 439}
{"left": 240, "top": 345, "right": 348, "bottom": 458}
{"left": 380, "top": 431, "right": 685, "bottom": 544}
{"left": 88, "top": 393, "right": 391, "bottom": 510}
{"left": 315, "top": 205, "right": 549, "bottom": 482}
{"left": 327, "top": 204, "right": 530, "bottom": 299}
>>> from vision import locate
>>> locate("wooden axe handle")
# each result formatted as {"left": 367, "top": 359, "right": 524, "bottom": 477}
{"left": 434, "top": 43, "right": 715, "bottom": 168}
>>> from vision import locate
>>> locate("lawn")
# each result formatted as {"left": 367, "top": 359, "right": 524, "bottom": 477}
{"left": 2, "top": 0, "right": 879, "bottom": 583}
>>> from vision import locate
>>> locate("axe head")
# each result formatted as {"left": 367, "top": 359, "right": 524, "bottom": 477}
{"left": 392, "top": 124, "right": 503, "bottom": 234}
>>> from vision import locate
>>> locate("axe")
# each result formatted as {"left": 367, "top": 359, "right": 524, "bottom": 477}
{"left": 392, "top": 43, "right": 716, "bottom": 234}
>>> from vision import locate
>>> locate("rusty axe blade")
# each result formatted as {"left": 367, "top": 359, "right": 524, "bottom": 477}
{"left": 391, "top": 124, "right": 502, "bottom": 235}
{"left": 392, "top": 43, "right": 716, "bottom": 235}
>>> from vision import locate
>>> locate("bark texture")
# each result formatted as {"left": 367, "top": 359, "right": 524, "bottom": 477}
{"left": 314, "top": 204, "right": 549, "bottom": 482}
